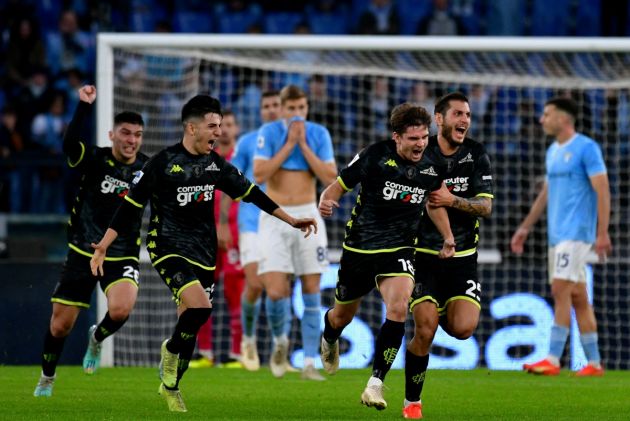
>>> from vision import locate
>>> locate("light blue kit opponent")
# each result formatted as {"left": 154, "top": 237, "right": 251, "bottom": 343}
{"left": 545, "top": 133, "right": 607, "bottom": 246}
{"left": 255, "top": 116, "right": 335, "bottom": 171}
{"left": 232, "top": 130, "right": 263, "bottom": 233}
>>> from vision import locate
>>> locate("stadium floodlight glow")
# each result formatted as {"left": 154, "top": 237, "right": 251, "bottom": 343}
{"left": 97, "top": 34, "right": 629, "bottom": 370}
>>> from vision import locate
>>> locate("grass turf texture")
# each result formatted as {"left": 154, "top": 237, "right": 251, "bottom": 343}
{"left": 3, "top": 366, "right": 629, "bottom": 420}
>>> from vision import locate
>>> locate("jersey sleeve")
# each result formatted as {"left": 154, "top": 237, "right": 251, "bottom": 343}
{"left": 125, "top": 154, "right": 159, "bottom": 208}
{"left": 254, "top": 124, "right": 275, "bottom": 160}
{"left": 338, "top": 146, "right": 370, "bottom": 191}
{"left": 472, "top": 145, "right": 494, "bottom": 198}
{"left": 314, "top": 125, "right": 335, "bottom": 163}
{"left": 583, "top": 141, "right": 607, "bottom": 177}
{"left": 63, "top": 101, "right": 92, "bottom": 168}
{"left": 217, "top": 157, "right": 255, "bottom": 201}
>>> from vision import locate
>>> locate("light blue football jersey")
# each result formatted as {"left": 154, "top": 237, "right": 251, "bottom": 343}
{"left": 254, "top": 117, "right": 335, "bottom": 170}
{"left": 546, "top": 133, "right": 607, "bottom": 246}
{"left": 232, "top": 130, "right": 263, "bottom": 233}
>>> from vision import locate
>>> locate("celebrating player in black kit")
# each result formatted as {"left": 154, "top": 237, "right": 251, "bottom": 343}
{"left": 89, "top": 94, "right": 317, "bottom": 413}
{"left": 34, "top": 85, "right": 148, "bottom": 398}
{"left": 403, "top": 92, "right": 493, "bottom": 420}
{"left": 318, "top": 103, "right": 455, "bottom": 411}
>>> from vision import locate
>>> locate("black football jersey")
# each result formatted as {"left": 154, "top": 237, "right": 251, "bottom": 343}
{"left": 126, "top": 143, "right": 253, "bottom": 267}
{"left": 64, "top": 102, "right": 148, "bottom": 259}
{"left": 338, "top": 140, "right": 446, "bottom": 252}
{"left": 416, "top": 136, "right": 494, "bottom": 254}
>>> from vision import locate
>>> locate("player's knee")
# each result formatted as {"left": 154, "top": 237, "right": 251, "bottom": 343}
{"left": 448, "top": 325, "right": 475, "bottom": 340}
{"left": 265, "top": 290, "right": 286, "bottom": 301}
{"left": 108, "top": 304, "right": 133, "bottom": 322}
{"left": 386, "top": 301, "right": 408, "bottom": 322}
{"left": 413, "top": 323, "right": 436, "bottom": 346}
{"left": 50, "top": 318, "right": 74, "bottom": 337}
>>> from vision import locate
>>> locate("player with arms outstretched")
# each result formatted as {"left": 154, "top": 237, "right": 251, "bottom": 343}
{"left": 90, "top": 95, "right": 317, "bottom": 412}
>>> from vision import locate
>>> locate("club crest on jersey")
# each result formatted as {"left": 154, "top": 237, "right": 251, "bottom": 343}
{"left": 101, "top": 174, "right": 130, "bottom": 197}
{"left": 176, "top": 184, "right": 215, "bottom": 206}
{"left": 405, "top": 166, "right": 416, "bottom": 179}
{"left": 382, "top": 181, "right": 426, "bottom": 203}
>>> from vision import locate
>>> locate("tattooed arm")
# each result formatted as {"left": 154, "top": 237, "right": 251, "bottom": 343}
{"left": 429, "top": 182, "right": 492, "bottom": 218}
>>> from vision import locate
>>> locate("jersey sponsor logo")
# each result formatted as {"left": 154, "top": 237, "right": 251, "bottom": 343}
{"left": 482, "top": 175, "right": 492, "bottom": 180}
{"left": 382, "top": 181, "right": 426, "bottom": 203}
{"left": 101, "top": 175, "right": 130, "bottom": 196}
{"left": 458, "top": 152, "right": 474, "bottom": 164}
{"left": 176, "top": 184, "right": 215, "bottom": 206}
{"left": 419, "top": 166, "right": 438, "bottom": 176}
{"left": 445, "top": 176, "right": 469, "bottom": 192}
{"left": 205, "top": 162, "right": 220, "bottom": 172}
{"left": 170, "top": 164, "right": 184, "bottom": 173}
{"left": 385, "top": 159, "right": 397, "bottom": 167}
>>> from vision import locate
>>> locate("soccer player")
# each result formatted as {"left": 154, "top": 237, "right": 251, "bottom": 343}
{"left": 318, "top": 103, "right": 455, "bottom": 410}
{"left": 511, "top": 97, "right": 612, "bottom": 377}
{"left": 89, "top": 94, "right": 317, "bottom": 412}
{"left": 403, "top": 92, "right": 494, "bottom": 419}
{"left": 33, "top": 85, "right": 147, "bottom": 397}
{"left": 253, "top": 85, "right": 337, "bottom": 380}
{"left": 225, "top": 91, "right": 285, "bottom": 371}
{"left": 189, "top": 110, "right": 245, "bottom": 368}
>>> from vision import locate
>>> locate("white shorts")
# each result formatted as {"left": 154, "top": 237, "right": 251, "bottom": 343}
{"left": 257, "top": 203, "right": 328, "bottom": 276}
{"left": 239, "top": 231, "right": 259, "bottom": 267}
{"left": 548, "top": 240, "right": 592, "bottom": 284}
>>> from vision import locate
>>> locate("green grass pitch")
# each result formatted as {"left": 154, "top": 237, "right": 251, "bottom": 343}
{"left": 3, "top": 366, "right": 629, "bottom": 420}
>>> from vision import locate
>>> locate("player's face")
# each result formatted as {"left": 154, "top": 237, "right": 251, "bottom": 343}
{"left": 438, "top": 100, "right": 471, "bottom": 147}
{"left": 218, "top": 114, "right": 238, "bottom": 146}
{"left": 281, "top": 97, "right": 308, "bottom": 121}
{"left": 539, "top": 105, "right": 565, "bottom": 136}
{"left": 109, "top": 123, "right": 143, "bottom": 164}
{"left": 393, "top": 125, "right": 429, "bottom": 162}
{"left": 190, "top": 112, "right": 222, "bottom": 155}
{"left": 260, "top": 96, "right": 281, "bottom": 122}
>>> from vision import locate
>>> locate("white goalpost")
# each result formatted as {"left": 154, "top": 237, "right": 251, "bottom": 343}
{"left": 96, "top": 34, "right": 630, "bottom": 371}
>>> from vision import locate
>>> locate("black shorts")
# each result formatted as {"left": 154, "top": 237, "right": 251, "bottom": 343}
{"left": 410, "top": 252, "right": 480, "bottom": 314}
{"left": 52, "top": 248, "right": 139, "bottom": 308}
{"left": 152, "top": 256, "right": 215, "bottom": 305}
{"left": 335, "top": 247, "right": 415, "bottom": 303}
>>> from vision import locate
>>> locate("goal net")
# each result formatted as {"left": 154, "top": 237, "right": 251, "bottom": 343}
{"left": 97, "top": 35, "right": 630, "bottom": 371}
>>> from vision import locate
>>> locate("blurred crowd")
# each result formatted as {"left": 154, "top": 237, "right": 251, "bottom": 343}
{"left": 1, "top": 0, "right": 629, "bottom": 214}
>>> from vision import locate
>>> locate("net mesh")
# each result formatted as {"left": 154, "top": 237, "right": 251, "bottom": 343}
{"left": 107, "top": 43, "right": 629, "bottom": 370}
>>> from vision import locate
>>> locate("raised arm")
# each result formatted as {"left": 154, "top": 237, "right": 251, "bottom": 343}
{"left": 63, "top": 85, "right": 96, "bottom": 165}
{"left": 510, "top": 182, "right": 548, "bottom": 254}
{"left": 590, "top": 173, "right": 612, "bottom": 261}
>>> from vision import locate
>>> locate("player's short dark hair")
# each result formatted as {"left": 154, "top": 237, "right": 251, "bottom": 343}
{"left": 279, "top": 85, "right": 307, "bottom": 104}
{"left": 434, "top": 92, "right": 469, "bottom": 116}
{"left": 390, "top": 102, "right": 432, "bottom": 135}
{"left": 114, "top": 111, "right": 144, "bottom": 127}
{"left": 545, "top": 97, "right": 578, "bottom": 121}
{"left": 181, "top": 95, "right": 222, "bottom": 124}
{"left": 261, "top": 90, "right": 280, "bottom": 100}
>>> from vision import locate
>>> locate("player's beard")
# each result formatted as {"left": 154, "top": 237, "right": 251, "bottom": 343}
{"left": 442, "top": 123, "right": 464, "bottom": 148}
